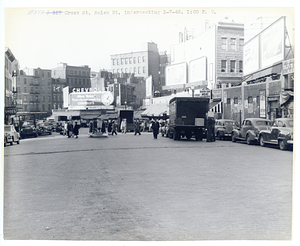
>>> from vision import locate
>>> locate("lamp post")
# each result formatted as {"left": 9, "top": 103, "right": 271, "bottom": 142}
{"left": 191, "top": 85, "right": 195, "bottom": 97}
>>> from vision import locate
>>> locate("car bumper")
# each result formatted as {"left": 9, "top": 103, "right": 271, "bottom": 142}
{"left": 287, "top": 140, "right": 293, "bottom": 145}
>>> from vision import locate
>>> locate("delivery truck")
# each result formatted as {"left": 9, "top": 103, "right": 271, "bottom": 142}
{"left": 168, "top": 97, "right": 210, "bottom": 140}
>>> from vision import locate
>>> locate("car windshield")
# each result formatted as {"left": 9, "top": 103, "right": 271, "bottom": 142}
{"left": 287, "top": 120, "right": 293, "bottom": 127}
{"left": 224, "top": 121, "right": 235, "bottom": 126}
{"left": 256, "top": 121, "right": 271, "bottom": 126}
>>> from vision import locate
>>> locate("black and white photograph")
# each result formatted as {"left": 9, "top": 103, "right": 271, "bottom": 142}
{"left": 1, "top": 1, "right": 298, "bottom": 246}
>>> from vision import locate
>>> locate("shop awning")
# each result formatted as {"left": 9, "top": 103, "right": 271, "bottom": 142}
{"left": 80, "top": 110, "right": 101, "bottom": 120}
{"left": 280, "top": 90, "right": 294, "bottom": 106}
{"left": 141, "top": 103, "right": 169, "bottom": 118}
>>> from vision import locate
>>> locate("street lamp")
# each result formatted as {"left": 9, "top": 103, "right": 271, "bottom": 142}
{"left": 191, "top": 85, "right": 195, "bottom": 97}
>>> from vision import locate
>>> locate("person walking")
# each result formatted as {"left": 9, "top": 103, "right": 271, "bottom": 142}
{"left": 206, "top": 115, "right": 216, "bottom": 142}
{"left": 111, "top": 120, "right": 118, "bottom": 136}
{"left": 134, "top": 119, "right": 141, "bottom": 135}
{"left": 151, "top": 118, "right": 160, "bottom": 139}
{"left": 73, "top": 121, "right": 80, "bottom": 138}
{"left": 120, "top": 118, "right": 127, "bottom": 134}
{"left": 64, "top": 121, "right": 68, "bottom": 136}
{"left": 108, "top": 120, "right": 112, "bottom": 133}
{"left": 101, "top": 120, "right": 106, "bottom": 134}
{"left": 67, "top": 121, "right": 73, "bottom": 138}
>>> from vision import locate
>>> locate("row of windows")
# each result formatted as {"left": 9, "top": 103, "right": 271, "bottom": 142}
{"left": 227, "top": 96, "right": 259, "bottom": 104}
{"left": 112, "top": 56, "right": 146, "bottom": 65}
{"left": 23, "top": 104, "right": 52, "bottom": 112}
{"left": 19, "top": 94, "right": 52, "bottom": 102}
{"left": 67, "top": 78, "right": 89, "bottom": 85}
{"left": 18, "top": 78, "right": 51, "bottom": 86}
{"left": 221, "top": 37, "right": 244, "bottom": 51}
{"left": 112, "top": 67, "right": 146, "bottom": 74}
{"left": 67, "top": 70, "right": 89, "bottom": 76}
{"left": 35, "top": 71, "right": 51, "bottom": 77}
{"left": 221, "top": 60, "right": 243, "bottom": 73}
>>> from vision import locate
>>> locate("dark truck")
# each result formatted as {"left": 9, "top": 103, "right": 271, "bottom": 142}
{"left": 118, "top": 110, "right": 134, "bottom": 132}
{"left": 168, "top": 97, "right": 210, "bottom": 140}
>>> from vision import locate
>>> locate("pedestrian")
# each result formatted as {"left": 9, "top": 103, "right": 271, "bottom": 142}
{"left": 64, "top": 121, "right": 68, "bottom": 136}
{"left": 120, "top": 118, "right": 127, "bottom": 134}
{"left": 151, "top": 118, "right": 160, "bottom": 139}
{"left": 108, "top": 120, "right": 112, "bottom": 133}
{"left": 206, "top": 114, "right": 215, "bottom": 142}
{"left": 89, "top": 120, "right": 93, "bottom": 134}
{"left": 111, "top": 120, "right": 118, "bottom": 136}
{"left": 101, "top": 120, "right": 106, "bottom": 133}
{"left": 67, "top": 121, "right": 73, "bottom": 138}
{"left": 73, "top": 121, "right": 80, "bottom": 138}
{"left": 134, "top": 119, "right": 141, "bottom": 135}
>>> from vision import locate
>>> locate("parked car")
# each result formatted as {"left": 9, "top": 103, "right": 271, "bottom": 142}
{"left": 258, "top": 118, "right": 293, "bottom": 150}
{"left": 20, "top": 125, "right": 39, "bottom": 138}
{"left": 37, "top": 122, "right": 52, "bottom": 136}
{"left": 4, "top": 125, "right": 20, "bottom": 146}
{"left": 232, "top": 118, "right": 272, "bottom": 145}
{"left": 214, "top": 119, "right": 239, "bottom": 140}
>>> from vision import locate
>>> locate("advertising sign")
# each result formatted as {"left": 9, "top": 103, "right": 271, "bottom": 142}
{"left": 282, "top": 58, "right": 294, "bottom": 75}
{"left": 199, "top": 88, "right": 211, "bottom": 98}
{"left": 211, "top": 89, "right": 222, "bottom": 99}
{"left": 63, "top": 86, "right": 69, "bottom": 108}
{"left": 188, "top": 57, "right": 207, "bottom": 84}
{"left": 146, "top": 75, "right": 152, "bottom": 97}
{"left": 69, "top": 91, "right": 114, "bottom": 110}
{"left": 259, "top": 90, "right": 266, "bottom": 118}
{"left": 261, "top": 17, "right": 285, "bottom": 69}
{"left": 244, "top": 36, "right": 259, "bottom": 75}
{"left": 165, "top": 62, "right": 187, "bottom": 86}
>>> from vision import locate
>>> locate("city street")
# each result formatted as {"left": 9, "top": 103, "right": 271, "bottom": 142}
{"left": 3, "top": 128, "right": 293, "bottom": 241}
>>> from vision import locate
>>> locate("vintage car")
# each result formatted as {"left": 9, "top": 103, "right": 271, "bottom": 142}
{"left": 20, "top": 125, "right": 39, "bottom": 139}
{"left": 232, "top": 118, "right": 272, "bottom": 145}
{"left": 258, "top": 118, "right": 293, "bottom": 150}
{"left": 4, "top": 124, "right": 20, "bottom": 146}
{"left": 37, "top": 122, "right": 53, "bottom": 136}
{"left": 214, "top": 119, "right": 239, "bottom": 140}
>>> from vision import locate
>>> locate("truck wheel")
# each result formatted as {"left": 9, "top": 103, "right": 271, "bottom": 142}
{"left": 195, "top": 130, "right": 202, "bottom": 141}
{"left": 186, "top": 131, "right": 192, "bottom": 140}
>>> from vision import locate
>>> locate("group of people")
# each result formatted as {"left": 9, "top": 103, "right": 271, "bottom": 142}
{"left": 63, "top": 121, "right": 80, "bottom": 138}
{"left": 89, "top": 119, "right": 118, "bottom": 136}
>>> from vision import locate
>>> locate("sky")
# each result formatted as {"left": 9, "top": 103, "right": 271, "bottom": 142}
{"left": 3, "top": 4, "right": 295, "bottom": 72}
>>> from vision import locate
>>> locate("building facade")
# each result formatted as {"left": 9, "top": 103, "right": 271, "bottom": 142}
{"left": 16, "top": 68, "right": 53, "bottom": 118}
{"left": 52, "top": 63, "right": 91, "bottom": 93}
{"left": 4, "top": 48, "right": 19, "bottom": 124}
{"left": 110, "top": 42, "right": 165, "bottom": 94}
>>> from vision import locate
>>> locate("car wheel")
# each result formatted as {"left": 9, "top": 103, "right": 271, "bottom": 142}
{"left": 279, "top": 139, "right": 287, "bottom": 150}
{"left": 246, "top": 134, "right": 252, "bottom": 145}
{"left": 231, "top": 133, "right": 237, "bottom": 142}
{"left": 259, "top": 135, "right": 265, "bottom": 147}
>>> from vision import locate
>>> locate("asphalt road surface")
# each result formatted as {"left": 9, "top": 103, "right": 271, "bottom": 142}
{"left": 3, "top": 128, "right": 293, "bottom": 240}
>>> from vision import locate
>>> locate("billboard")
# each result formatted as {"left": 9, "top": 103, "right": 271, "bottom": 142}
{"left": 165, "top": 62, "right": 187, "bottom": 86}
{"left": 63, "top": 86, "right": 69, "bottom": 108}
{"left": 146, "top": 75, "right": 152, "bottom": 97}
{"left": 188, "top": 57, "right": 207, "bottom": 84}
{"left": 244, "top": 17, "right": 285, "bottom": 76}
{"left": 261, "top": 17, "right": 285, "bottom": 69}
{"left": 244, "top": 36, "right": 259, "bottom": 75}
{"left": 69, "top": 91, "right": 114, "bottom": 110}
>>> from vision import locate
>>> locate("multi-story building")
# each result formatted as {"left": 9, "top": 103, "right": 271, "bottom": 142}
{"left": 110, "top": 42, "right": 166, "bottom": 94}
{"left": 52, "top": 78, "right": 67, "bottom": 110}
{"left": 4, "top": 47, "right": 19, "bottom": 124}
{"left": 164, "top": 21, "right": 244, "bottom": 94}
{"left": 52, "top": 63, "right": 91, "bottom": 93}
{"left": 16, "top": 68, "right": 53, "bottom": 118}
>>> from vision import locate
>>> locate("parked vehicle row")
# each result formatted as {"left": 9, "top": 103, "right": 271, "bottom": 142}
{"left": 231, "top": 117, "right": 293, "bottom": 151}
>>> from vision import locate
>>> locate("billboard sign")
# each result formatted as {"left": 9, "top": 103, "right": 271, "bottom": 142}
{"left": 261, "top": 17, "right": 285, "bottom": 69}
{"left": 244, "top": 36, "right": 259, "bottom": 75}
{"left": 165, "top": 62, "right": 187, "bottom": 86}
{"left": 69, "top": 91, "right": 114, "bottom": 110}
{"left": 63, "top": 86, "right": 69, "bottom": 108}
{"left": 188, "top": 57, "right": 207, "bottom": 84}
{"left": 146, "top": 75, "right": 152, "bottom": 97}
{"left": 259, "top": 90, "right": 266, "bottom": 118}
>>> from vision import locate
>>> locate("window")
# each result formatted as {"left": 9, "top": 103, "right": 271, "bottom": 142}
{"left": 134, "top": 67, "right": 136, "bottom": 73}
{"left": 138, "top": 57, "right": 141, "bottom": 63}
{"left": 227, "top": 98, "right": 231, "bottom": 104}
{"left": 43, "top": 96, "right": 45, "bottom": 102}
{"left": 248, "top": 96, "right": 253, "bottom": 103}
{"left": 79, "top": 79, "right": 81, "bottom": 85}
{"left": 83, "top": 79, "right": 85, "bottom": 84}
{"left": 24, "top": 78, "right": 27, "bottom": 84}
{"left": 82, "top": 71, "right": 86, "bottom": 76}
{"left": 239, "top": 38, "right": 244, "bottom": 51}
{"left": 221, "top": 37, "right": 227, "bottom": 50}
{"left": 125, "top": 68, "right": 128, "bottom": 73}
{"left": 138, "top": 67, "right": 141, "bottom": 74}
{"left": 79, "top": 71, "right": 81, "bottom": 76}
{"left": 74, "top": 70, "right": 77, "bottom": 75}
{"left": 121, "top": 58, "right": 124, "bottom": 65}
{"left": 24, "top": 87, "right": 27, "bottom": 93}
{"left": 234, "top": 97, "right": 238, "bottom": 104}
{"left": 112, "top": 59, "right": 115, "bottom": 65}
{"left": 129, "top": 58, "right": 132, "bottom": 64}
{"left": 24, "top": 105, "right": 27, "bottom": 111}
{"left": 117, "top": 59, "right": 119, "bottom": 65}
{"left": 230, "top": 60, "right": 236, "bottom": 72}
{"left": 239, "top": 61, "right": 243, "bottom": 73}
{"left": 42, "top": 104, "right": 45, "bottom": 111}
{"left": 221, "top": 60, "right": 227, "bottom": 72}
{"left": 143, "top": 66, "right": 146, "bottom": 73}
{"left": 125, "top": 58, "right": 128, "bottom": 64}
{"left": 75, "top": 78, "right": 77, "bottom": 85}
{"left": 142, "top": 56, "right": 146, "bottom": 62}
{"left": 230, "top": 38, "right": 236, "bottom": 50}
{"left": 133, "top": 57, "right": 136, "bottom": 64}
{"left": 70, "top": 78, "right": 73, "bottom": 84}
{"left": 70, "top": 70, "right": 73, "bottom": 75}
{"left": 48, "top": 104, "right": 51, "bottom": 111}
